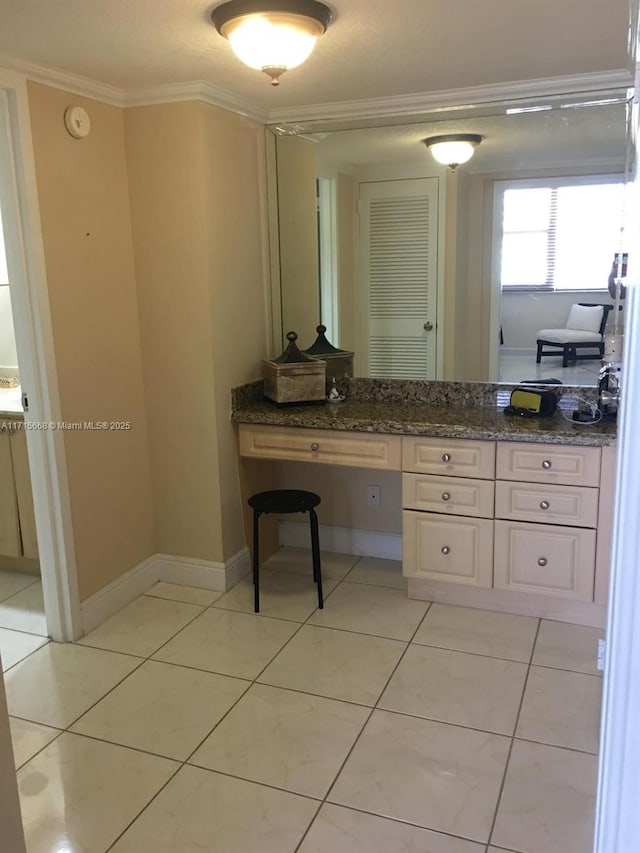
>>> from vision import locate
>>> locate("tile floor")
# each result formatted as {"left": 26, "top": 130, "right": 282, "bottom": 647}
{"left": 498, "top": 353, "right": 600, "bottom": 386}
{"left": 2, "top": 548, "right": 604, "bottom": 853}
{"left": 0, "top": 570, "right": 47, "bottom": 672}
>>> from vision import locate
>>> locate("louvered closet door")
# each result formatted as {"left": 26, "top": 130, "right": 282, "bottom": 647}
{"left": 359, "top": 178, "right": 439, "bottom": 379}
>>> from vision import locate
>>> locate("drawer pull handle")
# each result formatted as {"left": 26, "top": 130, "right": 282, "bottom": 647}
{"left": 310, "top": 442, "right": 319, "bottom": 451}
{"left": 539, "top": 500, "right": 550, "bottom": 510}
{"left": 442, "top": 453, "right": 451, "bottom": 463}
{"left": 538, "top": 557, "right": 548, "bottom": 567}
{"left": 441, "top": 546, "right": 450, "bottom": 555}
{"left": 542, "top": 460, "right": 552, "bottom": 469}
{"left": 441, "top": 492, "right": 451, "bottom": 501}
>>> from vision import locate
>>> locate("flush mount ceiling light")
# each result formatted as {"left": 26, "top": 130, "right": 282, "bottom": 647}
{"left": 210, "top": 0, "right": 332, "bottom": 86}
{"left": 422, "top": 133, "right": 484, "bottom": 171}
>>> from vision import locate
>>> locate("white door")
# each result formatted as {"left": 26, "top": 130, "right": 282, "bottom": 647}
{"left": 359, "top": 178, "right": 439, "bottom": 379}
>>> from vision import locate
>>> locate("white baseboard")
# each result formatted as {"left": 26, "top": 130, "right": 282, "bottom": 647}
{"left": 80, "top": 547, "right": 251, "bottom": 635}
{"left": 279, "top": 521, "right": 402, "bottom": 561}
{"left": 80, "top": 555, "right": 160, "bottom": 635}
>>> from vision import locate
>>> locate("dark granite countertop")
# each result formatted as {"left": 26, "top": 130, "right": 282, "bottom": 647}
{"left": 231, "top": 379, "right": 616, "bottom": 447}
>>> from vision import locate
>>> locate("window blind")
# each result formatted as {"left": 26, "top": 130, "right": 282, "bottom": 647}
{"left": 498, "top": 177, "right": 626, "bottom": 292}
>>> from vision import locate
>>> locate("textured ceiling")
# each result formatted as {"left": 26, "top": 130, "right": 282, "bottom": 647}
{"left": 311, "top": 102, "right": 629, "bottom": 173}
{"left": 0, "top": 0, "right": 633, "bottom": 112}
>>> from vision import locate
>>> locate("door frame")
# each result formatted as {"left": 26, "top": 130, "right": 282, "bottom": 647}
{"left": 0, "top": 70, "right": 80, "bottom": 641}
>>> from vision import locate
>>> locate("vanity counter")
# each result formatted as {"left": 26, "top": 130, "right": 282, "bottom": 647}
{"left": 231, "top": 382, "right": 616, "bottom": 447}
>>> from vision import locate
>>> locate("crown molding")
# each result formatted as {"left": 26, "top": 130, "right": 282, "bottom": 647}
{"left": 0, "top": 53, "right": 125, "bottom": 105}
{"left": 123, "top": 80, "right": 269, "bottom": 122}
{"left": 0, "top": 55, "right": 633, "bottom": 129}
{"left": 267, "top": 70, "right": 634, "bottom": 126}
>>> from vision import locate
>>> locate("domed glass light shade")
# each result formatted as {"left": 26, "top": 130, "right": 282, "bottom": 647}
{"left": 211, "top": 0, "right": 332, "bottom": 86}
{"left": 422, "top": 134, "right": 484, "bottom": 171}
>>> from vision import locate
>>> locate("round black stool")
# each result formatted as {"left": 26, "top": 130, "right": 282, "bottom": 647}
{"left": 248, "top": 489, "right": 323, "bottom": 614}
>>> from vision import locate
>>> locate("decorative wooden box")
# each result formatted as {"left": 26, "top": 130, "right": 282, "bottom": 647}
{"left": 263, "top": 332, "right": 327, "bottom": 405}
{"left": 303, "top": 325, "right": 354, "bottom": 394}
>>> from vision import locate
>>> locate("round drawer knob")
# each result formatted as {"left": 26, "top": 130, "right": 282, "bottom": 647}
{"left": 442, "top": 453, "right": 451, "bottom": 463}
{"left": 539, "top": 500, "right": 550, "bottom": 510}
{"left": 441, "top": 546, "right": 450, "bottom": 555}
{"left": 310, "top": 442, "right": 319, "bottom": 451}
{"left": 441, "top": 492, "right": 451, "bottom": 501}
{"left": 538, "top": 557, "right": 548, "bottom": 567}
{"left": 542, "top": 460, "right": 552, "bottom": 469}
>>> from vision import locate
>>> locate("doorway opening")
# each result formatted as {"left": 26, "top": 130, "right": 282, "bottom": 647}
{"left": 0, "top": 210, "right": 45, "bottom": 638}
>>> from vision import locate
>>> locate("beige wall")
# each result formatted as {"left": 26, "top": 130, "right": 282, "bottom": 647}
{"left": 126, "top": 101, "right": 268, "bottom": 564}
{"left": 202, "top": 106, "right": 270, "bottom": 559}
{"left": 276, "top": 463, "right": 402, "bottom": 533}
{"left": 27, "top": 82, "right": 155, "bottom": 600}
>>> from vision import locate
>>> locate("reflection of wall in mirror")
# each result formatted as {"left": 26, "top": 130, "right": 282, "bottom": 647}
{"left": 273, "top": 104, "right": 627, "bottom": 382}
{"left": 276, "top": 136, "right": 319, "bottom": 349}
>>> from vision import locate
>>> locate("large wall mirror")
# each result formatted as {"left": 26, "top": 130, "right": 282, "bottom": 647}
{"left": 267, "top": 89, "right": 632, "bottom": 387}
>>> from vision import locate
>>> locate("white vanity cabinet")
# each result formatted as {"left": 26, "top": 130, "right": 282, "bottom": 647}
{"left": 0, "top": 420, "right": 38, "bottom": 560}
{"left": 402, "top": 437, "right": 495, "bottom": 587}
{"left": 493, "top": 442, "right": 601, "bottom": 602}
{"left": 237, "top": 423, "right": 614, "bottom": 626}
{"left": 402, "top": 437, "right": 612, "bottom": 623}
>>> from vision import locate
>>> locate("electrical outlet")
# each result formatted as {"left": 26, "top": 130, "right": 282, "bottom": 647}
{"left": 367, "top": 485, "right": 381, "bottom": 510}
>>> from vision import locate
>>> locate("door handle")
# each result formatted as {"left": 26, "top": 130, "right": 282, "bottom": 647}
{"left": 423, "top": 321, "right": 434, "bottom": 331}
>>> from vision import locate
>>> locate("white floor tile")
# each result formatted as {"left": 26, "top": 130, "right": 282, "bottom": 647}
{"left": 413, "top": 604, "right": 538, "bottom": 662}
{"left": 78, "top": 595, "right": 204, "bottom": 657}
{"left": 111, "top": 765, "right": 318, "bottom": 853}
{"left": 9, "top": 717, "right": 60, "bottom": 770}
{"left": 330, "top": 710, "right": 510, "bottom": 842}
{"left": 18, "top": 732, "right": 178, "bottom": 853}
{"left": 71, "top": 660, "right": 250, "bottom": 760}
{"left": 345, "top": 557, "right": 407, "bottom": 590}
{"left": 214, "top": 571, "right": 336, "bottom": 622}
{"left": 153, "top": 607, "right": 299, "bottom": 679}
{"left": 259, "top": 624, "right": 406, "bottom": 705}
{"left": 533, "top": 619, "right": 604, "bottom": 675}
{"left": 0, "top": 581, "right": 47, "bottom": 634}
{"left": 516, "top": 666, "right": 602, "bottom": 753}
{"left": 264, "top": 546, "right": 358, "bottom": 580}
{"left": 191, "top": 683, "right": 369, "bottom": 798}
{"left": 0, "top": 570, "right": 38, "bottom": 603}
{"left": 379, "top": 644, "right": 527, "bottom": 735}
{"left": 308, "top": 583, "right": 429, "bottom": 640}
{"left": 0, "top": 627, "right": 48, "bottom": 671}
{"left": 299, "top": 804, "right": 485, "bottom": 853}
{"left": 145, "top": 581, "right": 223, "bottom": 606}
{"left": 492, "top": 740, "right": 598, "bottom": 853}
{"left": 5, "top": 642, "right": 140, "bottom": 728}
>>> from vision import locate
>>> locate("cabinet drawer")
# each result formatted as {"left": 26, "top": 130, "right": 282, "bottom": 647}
{"left": 494, "top": 520, "right": 595, "bottom": 602}
{"left": 403, "top": 510, "right": 493, "bottom": 587}
{"left": 403, "top": 473, "right": 494, "bottom": 518}
{"left": 496, "top": 442, "right": 601, "bottom": 487}
{"left": 495, "top": 481, "right": 599, "bottom": 528}
{"left": 403, "top": 437, "right": 495, "bottom": 479}
{"left": 238, "top": 424, "right": 401, "bottom": 470}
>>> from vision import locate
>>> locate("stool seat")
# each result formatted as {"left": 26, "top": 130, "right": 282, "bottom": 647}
{"left": 248, "top": 489, "right": 323, "bottom": 613}
{"left": 248, "top": 489, "right": 320, "bottom": 516}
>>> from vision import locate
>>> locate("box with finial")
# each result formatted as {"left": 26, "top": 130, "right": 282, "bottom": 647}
{"left": 303, "top": 325, "right": 354, "bottom": 395}
{"left": 262, "top": 331, "right": 327, "bottom": 405}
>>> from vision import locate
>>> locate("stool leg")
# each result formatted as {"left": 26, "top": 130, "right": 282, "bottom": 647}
{"left": 309, "top": 508, "right": 323, "bottom": 609}
{"left": 252, "top": 509, "right": 260, "bottom": 613}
